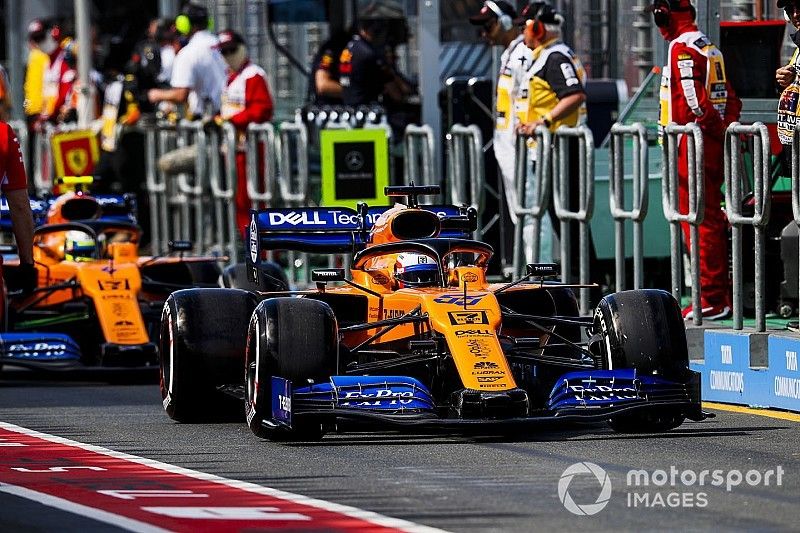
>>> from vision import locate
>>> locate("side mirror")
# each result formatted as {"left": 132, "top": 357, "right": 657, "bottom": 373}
{"left": 311, "top": 268, "right": 346, "bottom": 283}
{"left": 526, "top": 263, "right": 559, "bottom": 278}
{"left": 168, "top": 240, "right": 193, "bottom": 253}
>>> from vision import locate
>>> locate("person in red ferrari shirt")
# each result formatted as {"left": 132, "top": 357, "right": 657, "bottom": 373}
{"left": 39, "top": 22, "right": 72, "bottom": 125}
{"left": 215, "top": 30, "right": 274, "bottom": 234}
{"left": 0, "top": 122, "right": 36, "bottom": 324}
{"left": 652, "top": 0, "right": 741, "bottom": 320}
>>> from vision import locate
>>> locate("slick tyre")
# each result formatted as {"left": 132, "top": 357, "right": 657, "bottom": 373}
{"left": 222, "top": 262, "right": 289, "bottom": 292}
{"left": 245, "top": 297, "right": 338, "bottom": 440}
{"left": 160, "top": 288, "right": 258, "bottom": 422}
{"left": 593, "top": 289, "right": 689, "bottom": 433}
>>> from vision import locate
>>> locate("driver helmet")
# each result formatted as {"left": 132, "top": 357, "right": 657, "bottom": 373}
{"left": 64, "top": 230, "right": 96, "bottom": 262}
{"left": 394, "top": 253, "right": 439, "bottom": 288}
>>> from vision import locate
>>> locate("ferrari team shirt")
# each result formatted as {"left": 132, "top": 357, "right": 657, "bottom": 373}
{"left": 221, "top": 61, "right": 274, "bottom": 129}
{"left": 0, "top": 122, "right": 28, "bottom": 192}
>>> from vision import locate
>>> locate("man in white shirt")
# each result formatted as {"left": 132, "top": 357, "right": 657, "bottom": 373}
{"left": 147, "top": 3, "right": 226, "bottom": 118}
{"left": 470, "top": 1, "right": 549, "bottom": 264}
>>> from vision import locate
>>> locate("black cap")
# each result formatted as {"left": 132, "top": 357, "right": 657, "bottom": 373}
{"left": 181, "top": 3, "right": 209, "bottom": 26}
{"left": 214, "top": 30, "right": 245, "bottom": 52}
{"left": 469, "top": 1, "right": 517, "bottom": 25}
{"left": 778, "top": 0, "right": 796, "bottom": 8}
{"left": 513, "top": 2, "right": 562, "bottom": 26}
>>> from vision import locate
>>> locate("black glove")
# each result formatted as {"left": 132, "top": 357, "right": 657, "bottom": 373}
{"left": 17, "top": 263, "right": 37, "bottom": 295}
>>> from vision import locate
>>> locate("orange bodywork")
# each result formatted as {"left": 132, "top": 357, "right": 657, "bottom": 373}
{"left": 318, "top": 205, "right": 525, "bottom": 392}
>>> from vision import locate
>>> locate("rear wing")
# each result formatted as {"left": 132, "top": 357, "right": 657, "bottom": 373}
{"left": 0, "top": 194, "right": 137, "bottom": 231}
{"left": 246, "top": 204, "right": 476, "bottom": 282}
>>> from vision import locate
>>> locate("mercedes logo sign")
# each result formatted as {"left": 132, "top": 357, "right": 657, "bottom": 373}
{"left": 345, "top": 150, "right": 365, "bottom": 171}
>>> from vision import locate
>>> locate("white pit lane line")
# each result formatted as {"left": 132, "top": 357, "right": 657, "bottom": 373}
{"left": 0, "top": 422, "right": 448, "bottom": 533}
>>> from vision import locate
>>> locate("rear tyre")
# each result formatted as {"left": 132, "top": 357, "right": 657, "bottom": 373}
{"left": 244, "top": 298, "right": 338, "bottom": 440}
{"left": 593, "top": 289, "right": 689, "bottom": 433}
{"left": 160, "top": 288, "right": 258, "bottom": 422}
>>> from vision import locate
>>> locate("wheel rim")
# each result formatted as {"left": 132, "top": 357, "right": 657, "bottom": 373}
{"left": 160, "top": 305, "right": 174, "bottom": 397}
{"left": 246, "top": 314, "right": 260, "bottom": 407}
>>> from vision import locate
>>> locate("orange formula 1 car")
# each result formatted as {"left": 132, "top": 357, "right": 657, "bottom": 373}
{"left": 159, "top": 185, "right": 706, "bottom": 440}
{"left": 0, "top": 181, "right": 223, "bottom": 372}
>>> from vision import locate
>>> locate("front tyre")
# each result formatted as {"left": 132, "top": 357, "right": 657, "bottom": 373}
{"left": 244, "top": 298, "right": 338, "bottom": 440}
{"left": 593, "top": 289, "right": 689, "bottom": 433}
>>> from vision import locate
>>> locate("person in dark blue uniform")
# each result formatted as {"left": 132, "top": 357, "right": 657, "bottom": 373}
{"left": 338, "top": 18, "right": 411, "bottom": 107}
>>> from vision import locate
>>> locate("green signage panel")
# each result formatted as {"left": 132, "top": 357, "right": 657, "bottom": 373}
{"left": 320, "top": 128, "right": 389, "bottom": 208}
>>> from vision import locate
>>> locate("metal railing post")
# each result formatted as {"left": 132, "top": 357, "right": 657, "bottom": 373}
{"left": 403, "top": 124, "right": 435, "bottom": 186}
{"left": 33, "top": 123, "right": 55, "bottom": 195}
{"left": 725, "top": 122, "right": 771, "bottom": 332}
{"left": 609, "top": 123, "right": 649, "bottom": 291}
{"left": 276, "top": 121, "right": 310, "bottom": 283}
{"left": 446, "top": 124, "right": 486, "bottom": 236}
{"left": 662, "top": 123, "right": 704, "bottom": 326}
{"left": 246, "top": 122, "right": 276, "bottom": 209}
{"left": 512, "top": 127, "right": 552, "bottom": 277}
{"left": 552, "top": 125, "right": 595, "bottom": 314}
{"left": 211, "top": 122, "right": 239, "bottom": 265}
{"left": 150, "top": 121, "right": 174, "bottom": 255}
{"left": 175, "top": 120, "right": 205, "bottom": 253}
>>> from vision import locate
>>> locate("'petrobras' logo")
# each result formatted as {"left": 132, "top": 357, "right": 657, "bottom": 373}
{"left": 249, "top": 214, "right": 258, "bottom": 263}
{"left": 268, "top": 211, "right": 326, "bottom": 226}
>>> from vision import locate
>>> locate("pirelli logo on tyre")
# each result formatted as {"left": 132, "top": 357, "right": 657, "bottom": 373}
{"left": 448, "top": 310, "right": 489, "bottom": 326}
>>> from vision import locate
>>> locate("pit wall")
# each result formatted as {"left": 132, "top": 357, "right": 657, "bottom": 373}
{"left": 690, "top": 331, "right": 800, "bottom": 412}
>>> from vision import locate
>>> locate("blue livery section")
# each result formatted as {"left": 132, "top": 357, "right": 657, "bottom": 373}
{"left": 271, "top": 376, "right": 293, "bottom": 428}
{"left": 547, "top": 369, "right": 695, "bottom": 410}
{"left": 293, "top": 375, "right": 437, "bottom": 413}
{"left": 248, "top": 205, "right": 469, "bottom": 255}
{"left": 0, "top": 194, "right": 136, "bottom": 231}
{"left": 692, "top": 331, "right": 800, "bottom": 412}
{"left": 0, "top": 333, "right": 82, "bottom": 363}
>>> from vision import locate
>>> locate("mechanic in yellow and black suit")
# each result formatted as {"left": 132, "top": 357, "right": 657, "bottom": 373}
{"left": 515, "top": 1, "right": 596, "bottom": 280}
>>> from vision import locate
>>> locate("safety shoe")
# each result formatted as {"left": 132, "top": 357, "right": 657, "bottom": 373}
{"left": 681, "top": 302, "right": 731, "bottom": 320}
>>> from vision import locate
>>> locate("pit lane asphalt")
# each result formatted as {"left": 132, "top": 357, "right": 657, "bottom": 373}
{"left": 0, "top": 375, "right": 798, "bottom": 532}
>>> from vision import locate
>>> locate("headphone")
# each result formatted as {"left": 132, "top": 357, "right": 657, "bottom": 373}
{"left": 528, "top": 4, "right": 547, "bottom": 41}
{"left": 485, "top": 1, "right": 513, "bottom": 31}
{"left": 175, "top": 4, "right": 213, "bottom": 36}
{"left": 652, "top": 0, "right": 696, "bottom": 28}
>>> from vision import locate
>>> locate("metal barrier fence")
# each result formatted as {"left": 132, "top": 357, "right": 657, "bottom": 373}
{"left": 725, "top": 122, "right": 771, "bottom": 332}
{"left": 609, "top": 123, "right": 649, "bottom": 291}
{"left": 553, "top": 125, "right": 595, "bottom": 315}
{"left": 511, "top": 127, "right": 551, "bottom": 278}
{"left": 403, "top": 124, "right": 436, "bottom": 187}
{"left": 662, "top": 123, "right": 705, "bottom": 326}
{"left": 446, "top": 124, "right": 489, "bottom": 238}
{"left": 9, "top": 117, "right": 791, "bottom": 329}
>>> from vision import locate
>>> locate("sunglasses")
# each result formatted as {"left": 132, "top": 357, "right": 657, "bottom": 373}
{"left": 220, "top": 46, "right": 237, "bottom": 56}
{"left": 482, "top": 19, "right": 496, "bottom": 31}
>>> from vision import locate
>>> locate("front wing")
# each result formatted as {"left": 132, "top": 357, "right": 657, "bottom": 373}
{"left": 260, "top": 369, "right": 706, "bottom": 432}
